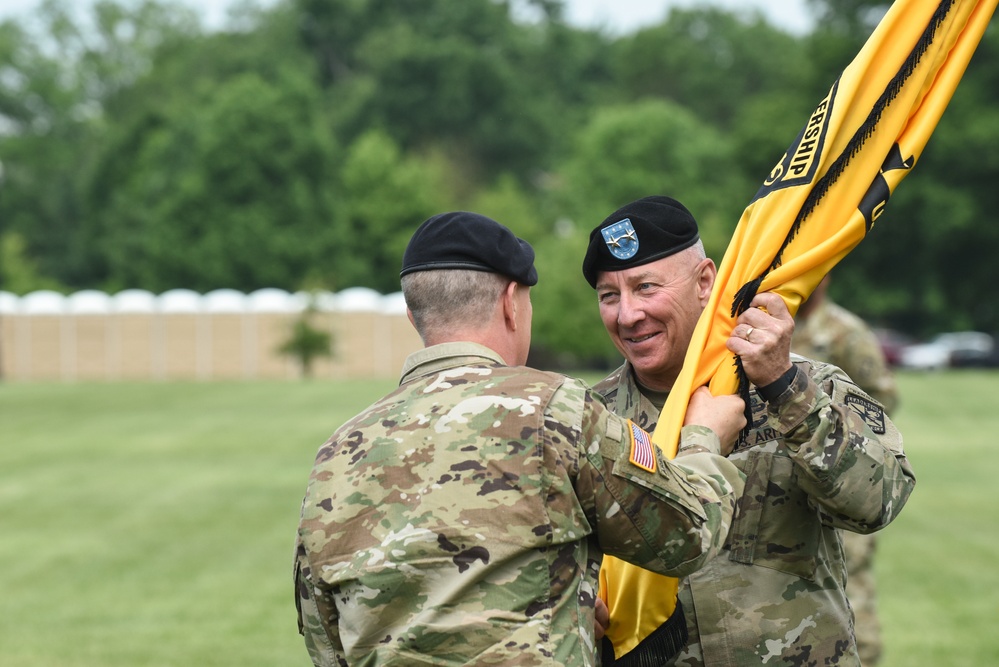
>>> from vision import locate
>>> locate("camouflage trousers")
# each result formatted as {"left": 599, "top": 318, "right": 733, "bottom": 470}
{"left": 844, "top": 531, "right": 881, "bottom": 666}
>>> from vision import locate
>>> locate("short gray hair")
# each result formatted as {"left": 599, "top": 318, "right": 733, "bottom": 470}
{"left": 402, "top": 270, "right": 511, "bottom": 342}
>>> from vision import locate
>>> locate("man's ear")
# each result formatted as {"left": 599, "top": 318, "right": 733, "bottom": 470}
{"left": 695, "top": 258, "right": 717, "bottom": 307}
{"left": 501, "top": 280, "right": 519, "bottom": 331}
{"left": 406, "top": 308, "right": 416, "bottom": 329}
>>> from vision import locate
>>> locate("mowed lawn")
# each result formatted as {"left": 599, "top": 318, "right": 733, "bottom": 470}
{"left": 1, "top": 371, "right": 997, "bottom": 666}
{"left": 875, "top": 371, "right": 999, "bottom": 667}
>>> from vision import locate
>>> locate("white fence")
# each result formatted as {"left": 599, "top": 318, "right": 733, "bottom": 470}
{"left": 0, "top": 288, "right": 422, "bottom": 382}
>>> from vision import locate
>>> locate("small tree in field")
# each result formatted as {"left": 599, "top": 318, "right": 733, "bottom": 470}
{"left": 278, "top": 304, "right": 333, "bottom": 379}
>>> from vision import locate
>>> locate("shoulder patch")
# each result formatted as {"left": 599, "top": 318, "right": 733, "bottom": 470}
{"left": 606, "top": 413, "right": 623, "bottom": 443}
{"left": 627, "top": 420, "right": 657, "bottom": 473}
{"left": 844, "top": 393, "right": 886, "bottom": 434}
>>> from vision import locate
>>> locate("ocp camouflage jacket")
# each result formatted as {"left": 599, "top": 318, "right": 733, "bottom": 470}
{"left": 295, "top": 342, "right": 745, "bottom": 667}
{"left": 595, "top": 357, "right": 915, "bottom": 667}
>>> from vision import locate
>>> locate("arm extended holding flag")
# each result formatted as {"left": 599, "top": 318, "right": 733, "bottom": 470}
{"left": 727, "top": 291, "right": 913, "bottom": 532}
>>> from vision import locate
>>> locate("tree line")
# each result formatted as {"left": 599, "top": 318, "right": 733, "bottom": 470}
{"left": 1, "top": 0, "right": 997, "bottom": 366}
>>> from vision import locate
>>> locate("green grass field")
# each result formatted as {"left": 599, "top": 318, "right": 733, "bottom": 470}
{"left": 1, "top": 371, "right": 997, "bottom": 666}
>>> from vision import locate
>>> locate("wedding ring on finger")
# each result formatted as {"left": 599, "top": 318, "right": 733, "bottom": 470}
{"left": 745, "top": 326, "right": 754, "bottom": 342}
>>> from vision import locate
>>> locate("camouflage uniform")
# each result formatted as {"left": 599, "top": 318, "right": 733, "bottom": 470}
{"left": 594, "top": 356, "right": 914, "bottom": 666}
{"left": 792, "top": 298, "right": 900, "bottom": 666}
{"left": 294, "top": 342, "right": 745, "bottom": 667}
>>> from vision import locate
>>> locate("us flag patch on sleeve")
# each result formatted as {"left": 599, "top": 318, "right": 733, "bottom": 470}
{"left": 628, "top": 420, "right": 657, "bottom": 473}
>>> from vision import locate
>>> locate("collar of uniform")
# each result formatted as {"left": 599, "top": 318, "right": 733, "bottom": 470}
{"left": 400, "top": 341, "right": 506, "bottom": 384}
{"left": 622, "top": 360, "right": 672, "bottom": 431}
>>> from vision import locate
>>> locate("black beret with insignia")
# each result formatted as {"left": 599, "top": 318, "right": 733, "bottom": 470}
{"left": 581, "top": 195, "right": 700, "bottom": 288}
{"left": 401, "top": 211, "right": 538, "bottom": 286}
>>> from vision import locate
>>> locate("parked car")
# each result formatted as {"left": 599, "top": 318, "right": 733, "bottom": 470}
{"left": 950, "top": 333, "right": 999, "bottom": 368}
{"left": 873, "top": 328, "right": 914, "bottom": 367}
{"left": 898, "top": 331, "right": 995, "bottom": 370}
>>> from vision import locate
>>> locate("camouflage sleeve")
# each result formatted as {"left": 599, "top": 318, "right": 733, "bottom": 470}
{"left": 558, "top": 379, "right": 746, "bottom": 578}
{"left": 766, "top": 362, "right": 915, "bottom": 533}
{"left": 294, "top": 538, "right": 347, "bottom": 667}
{"left": 675, "top": 423, "right": 723, "bottom": 456}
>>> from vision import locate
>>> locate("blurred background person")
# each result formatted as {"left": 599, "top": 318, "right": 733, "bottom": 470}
{"left": 792, "top": 273, "right": 900, "bottom": 666}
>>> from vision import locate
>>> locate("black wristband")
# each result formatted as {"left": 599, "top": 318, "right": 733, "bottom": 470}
{"left": 757, "top": 365, "right": 797, "bottom": 402}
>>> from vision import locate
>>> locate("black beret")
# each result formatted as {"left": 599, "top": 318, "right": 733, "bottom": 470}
{"left": 581, "top": 195, "right": 700, "bottom": 288}
{"left": 400, "top": 211, "right": 538, "bottom": 286}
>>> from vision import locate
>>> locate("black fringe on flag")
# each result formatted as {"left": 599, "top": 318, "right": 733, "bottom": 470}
{"left": 732, "top": 0, "right": 955, "bottom": 317}
{"left": 734, "top": 355, "right": 753, "bottom": 438}
{"left": 600, "top": 602, "right": 689, "bottom": 667}
{"left": 731, "top": 276, "right": 763, "bottom": 318}
{"left": 776, "top": 0, "right": 952, "bottom": 266}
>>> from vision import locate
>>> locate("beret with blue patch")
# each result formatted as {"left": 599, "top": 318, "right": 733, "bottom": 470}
{"left": 582, "top": 195, "right": 700, "bottom": 288}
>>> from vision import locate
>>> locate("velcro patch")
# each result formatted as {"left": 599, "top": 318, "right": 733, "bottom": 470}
{"left": 844, "top": 393, "right": 886, "bottom": 434}
{"left": 628, "top": 420, "right": 657, "bottom": 473}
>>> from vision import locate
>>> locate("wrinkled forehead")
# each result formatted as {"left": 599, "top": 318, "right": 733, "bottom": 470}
{"left": 595, "top": 250, "right": 700, "bottom": 291}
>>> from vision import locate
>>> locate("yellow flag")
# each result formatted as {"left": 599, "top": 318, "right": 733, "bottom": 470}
{"left": 659, "top": 0, "right": 996, "bottom": 452}
{"left": 600, "top": 0, "right": 996, "bottom": 661}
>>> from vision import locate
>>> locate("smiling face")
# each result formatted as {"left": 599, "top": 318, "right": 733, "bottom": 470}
{"left": 595, "top": 247, "right": 715, "bottom": 391}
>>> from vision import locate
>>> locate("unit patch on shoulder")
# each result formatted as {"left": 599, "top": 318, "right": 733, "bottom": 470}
{"left": 844, "top": 393, "right": 886, "bottom": 434}
{"left": 627, "top": 420, "right": 657, "bottom": 473}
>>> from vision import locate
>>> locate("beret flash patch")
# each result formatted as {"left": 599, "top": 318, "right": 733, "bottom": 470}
{"left": 844, "top": 393, "right": 886, "bottom": 434}
{"left": 601, "top": 219, "right": 640, "bottom": 260}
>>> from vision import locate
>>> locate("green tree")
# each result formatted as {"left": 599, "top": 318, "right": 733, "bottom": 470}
{"left": 609, "top": 8, "right": 813, "bottom": 129}
{"left": 86, "top": 64, "right": 339, "bottom": 293}
{"left": 1, "top": 0, "right": 996, "bottom": 347}
{"left": 334, "top": 129, "right": 449, "bottom": 293}
{"left": 0, "top": 0, "right": 201, "bottom": 288}
{"left": 468, "top": 173, "right": 548, "bottom": 244}
{"left": 555, "top": 99, "right": 750, "bottom": 261}
{"left": 802, "top": 0, "right": 887, "bottom": 100}
{"left": 78, "top": 5, "right": 340, "bottom": 293}
{"left": 0, "top": 232, "right": 66, "bottom": 294}
{"left": 278, "top": 304, "right": 334, "bottom": 378}
{"left": 805, "top": 0, "right": 890, "bottom": 35}
{"left": 295, "top": 0, "right": 581, "bottom": 182}
{"left": 731, "top": 91, "right": 819, "bottom": 187}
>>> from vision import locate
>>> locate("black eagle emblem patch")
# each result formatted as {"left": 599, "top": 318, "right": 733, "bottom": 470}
{"left": 844, "top": 393, "right": 886, "bottom": 434}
